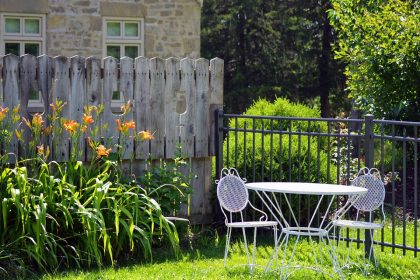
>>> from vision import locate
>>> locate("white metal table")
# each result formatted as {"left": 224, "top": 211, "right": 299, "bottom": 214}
{"left": 246, "top": 182, "right": 367, "bottom": 279}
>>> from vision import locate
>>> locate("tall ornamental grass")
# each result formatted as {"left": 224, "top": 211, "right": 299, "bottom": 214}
{"left": 0, "top": 101, "right": 187, "bottom": 277}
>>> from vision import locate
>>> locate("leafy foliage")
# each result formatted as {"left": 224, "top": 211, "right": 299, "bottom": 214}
{"left": 0, "top": 102, "right": 191, "bottom": 276}
{"left": 329, "top": 0, "right": 420, "bottom": 121}
{"left": 224, "top": 98, "right": 336, "bottom": 183}
{"left": 137, "top": 155, "right": 192, "bottom": 217}
{"left": 0, "top": 158, "right": 180, "bottom": 276}
{"left": 202, "top": 0, "right": 348, "bottom": 116}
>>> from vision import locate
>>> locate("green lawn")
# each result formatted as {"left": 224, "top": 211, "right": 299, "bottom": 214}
{"left": 42, "top": 226, "right": 420, "bottom": 280}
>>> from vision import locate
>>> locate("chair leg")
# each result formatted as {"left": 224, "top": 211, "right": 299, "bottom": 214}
{"left": 367, "top": 229, "right": 377, "bottom": 270}
{"left": 242, "top": 227, "right": 251, "bottom": 267}
{"left": 274, "top": 226, "right": 278, "bottom": 268}
{"left": 325, "top": 233, "right": 343, "bottom": 277}
{"left": 265, "top": 228, "right": 283, "bottom": 273}
{"left": 251, "top": 227, "right": 258, "bottom": 271}
{"left": 332, "top": 226, "right": 348, "bottom": 273}
{"left": 224, "top": 227, "right": 232, "bottom": 267}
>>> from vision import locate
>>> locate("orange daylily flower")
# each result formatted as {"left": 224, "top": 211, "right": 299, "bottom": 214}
{"left": 115, "top": 119, "right": 121, "bottom": 130}
{"left": 63, "top": 120, "right": 79, "bottom": 134}
{"left": 83, "top": 114, "right": 94, "bottom": 125}
{"left": 22, "top": 114, "right": 44, "bottom": 130}
{"left": 11, "top": 105, "right": 20, "bottom": 123}
{"left": 22, "top": 117, "right": 32, "bottom": 128}
{"left": 87, "top": 137, "right": 94, "bottom": 148}
{"left": 116, "top": 119, "right": 136, "bottom": 133}
{"left": 12, "top": 105, "right": 20, "bottom": 115}
{"left": 50, "top": 100, "right": 66, "bottom": 114}
{"left": 138, "top": 130, "right": 155, "bottom": 141}
{"left": 0, "top": 107, "right": 9, "bottom": 122}
{"left": 125, "top": 121, "right": 136, "bottom": 129}
{"left": 84, "top": 105, "right": 97, "bottom": 115}
{"left": 15, "top": 129, "right": 23, "bottom": 141}
{"left": 45, "top": 146, "right": 50, "bottom": 158}
{"left": 37, "top": 144, "right": 44, "bottom": 156}
{"left": 120, "top": 100, "right": 132, "bottom": 115}
{"left": 81, "top": 125, "right": 87, "bottom": 133}
{"left": 96, "top": 145, "right": 112, "bottom": 158}
{"left": 42, "top": 126, "right": 53, "bottom": 135}
{"left": 32, "top": 113, "right": 44, "bottom": 128}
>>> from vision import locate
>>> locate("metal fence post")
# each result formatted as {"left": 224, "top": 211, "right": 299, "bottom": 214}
{"left": 364, "top": 114, "right": 374, "bottom": 258}
{"left": 214, "top": 108, "right": 224, "bottom": 222}
{"left": 215, "top": 108, "right": 224, "bottom": 180}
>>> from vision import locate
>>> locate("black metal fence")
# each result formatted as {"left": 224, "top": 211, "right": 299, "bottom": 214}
{"left": 215, "top": 109, "right": 420, "bottom": 256}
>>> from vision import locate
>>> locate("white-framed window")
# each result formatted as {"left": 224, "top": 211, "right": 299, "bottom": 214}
{"left": 103, "top": 17, "right": 144, "bottom": 59}
{"left": 0, "top": 13, "right": 46, "bottom": 57}
{"left": 103, "top": 17, "right": 144, "bottom": 107}
{"left": 0, "top": 13, "right": 46, "bottom": 108}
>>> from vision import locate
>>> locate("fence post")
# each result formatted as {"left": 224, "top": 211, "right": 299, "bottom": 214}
{"left": 364, "top": 114, "right": 374, "bottom": 258}
{"left": 215, "top": 108, "right": 224, "bottom": 180}
{"left": 214, "top": 108, "right": 224, "bottom": 222}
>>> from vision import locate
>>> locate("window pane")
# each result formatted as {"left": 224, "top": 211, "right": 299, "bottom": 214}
{"left": 124, "top": 46, "right": 138, "bottom": 59}
{"left": 107, "top": 45, "right": 120, "bottom": 58}
{"left": 5, "top": 18, "right": 20, "bottom": 33}
{"left": 112, "top": 91, "right": 121, "bottom": 100}
{"left": 5, "top": 42, "right": 20, "bottom": 56}
{"left": 125, "top": 22, "right": 138, "bottom": 37}
{"left": 24, "top": 43, "right": 40, "bottom": 56}
{"left": 107, "top": 22, "right": 120, "bottom": 36}
{"left": 29, "top": 90, "right": 40, "bottom": 100}
{"left": 25, "top": 19, "right": 40, "bottom": 34}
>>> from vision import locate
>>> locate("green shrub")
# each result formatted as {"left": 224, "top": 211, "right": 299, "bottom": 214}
{"left": 224, "top": 97, "right": 336, "bottom": 183}
{"left": 329, "top": 0, "right": 420, "bottom": 121}
{"left": 137, "top": 155, "right": 192, "bottom": 217}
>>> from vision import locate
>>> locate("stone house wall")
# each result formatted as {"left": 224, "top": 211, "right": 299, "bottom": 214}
{"left": 1, "top": 0, "right": 202, "bottom": 58}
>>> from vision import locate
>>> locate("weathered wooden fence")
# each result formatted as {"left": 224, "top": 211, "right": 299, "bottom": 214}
{"left": 0, "top": 54, "right": 224, "bottom": 223}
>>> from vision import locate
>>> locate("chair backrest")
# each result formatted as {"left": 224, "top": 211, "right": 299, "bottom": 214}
{"left": 351, "top": 167, "right": 385, "bottom": 212}
{"left": 216, "top": 168, "right": 249, "bottom": 213}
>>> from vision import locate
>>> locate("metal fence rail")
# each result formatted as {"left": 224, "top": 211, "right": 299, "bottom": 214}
{"left": 215, "top": 109, "right": 420, "bottom": 256}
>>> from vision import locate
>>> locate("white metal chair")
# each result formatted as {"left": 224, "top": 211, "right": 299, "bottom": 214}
{"left": 332, "top": 167, "right": 386, "bottom": 274}
{"left": 216, "top": 168, "right": 278, "bottom": 271}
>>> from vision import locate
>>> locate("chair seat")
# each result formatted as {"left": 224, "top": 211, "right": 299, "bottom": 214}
{"left": 227, "top": 221, "right": 277, "bottom": 228}
{"left": 332, "top": 219, "right": 383, "bottom": 230}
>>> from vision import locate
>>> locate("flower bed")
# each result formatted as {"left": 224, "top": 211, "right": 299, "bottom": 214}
{"left": 0, "top": 101, "right": 191, "bottom": 276}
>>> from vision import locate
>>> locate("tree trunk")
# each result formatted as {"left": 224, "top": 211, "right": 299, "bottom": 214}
{"left": 319, "top": 5, "right": 332, "bottom": 118}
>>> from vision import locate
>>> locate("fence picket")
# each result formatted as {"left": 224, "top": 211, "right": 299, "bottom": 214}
{"left": 86, "top": 57, "right": 102, "bottom": 161}
{"left": 19, "top": 55, "right": 38, "bottom": 153}
{"left": 134, "top": 57, "right": 150, "bottom": 159}
{"left": 0, "top": 56, "right": 3, "bottom": 106}
{"left": 149, "top": 57, "right": 165, "bottom": 158}
{"left": 194, "top": 58, "right": 210, "bottom": 157}
{"left": 209, "top": 58, "right": 224, "bottom": 156}
{"left": 51, "top": 56, "right": 70, "bottom": 161}
{"left": 37, "top": 55, "right": 53, "bottom": 116}
{"left": 3, "top": 54, "right": 20, "bottom": 160}
{"left": 165, "top": 57, "right": 181, "bottom": 158}
{"left": 70, "top": 55, "right": 86, "bottom": 161}
{"left": 102, "top": 57, "right": 119, "bottom": 155}
{"left": 37, "top": 55, "right": 53, "bottom": 160}
{"left": 180, "top": 58, "right": 195, "bottom": 157}
{"left": 119, "top": 57, "right": 134, "bottom": 159}
{"left": 190, "top": 158, "right": 213, "bottom": 223}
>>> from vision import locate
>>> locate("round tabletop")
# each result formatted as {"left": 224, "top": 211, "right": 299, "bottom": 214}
{"left": 246, "top": 182, "right": 367, "bottom": 195}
